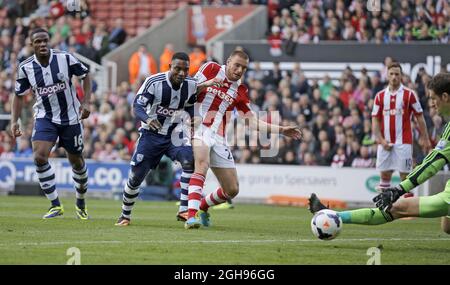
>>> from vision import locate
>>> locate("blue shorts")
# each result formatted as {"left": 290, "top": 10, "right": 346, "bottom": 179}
{"left": 131, "top": 129, "right": 193, "bottom": 169}
{"left": 32, "top": 118, "right": 84, "bottom": 154}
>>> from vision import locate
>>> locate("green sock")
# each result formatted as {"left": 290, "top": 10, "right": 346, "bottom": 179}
{"left": 339, "top": 208, "right": 392, "bottom": 225}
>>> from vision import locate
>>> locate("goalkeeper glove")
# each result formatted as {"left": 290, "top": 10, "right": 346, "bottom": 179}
{"left": 372, "top": 185, "right": 407, "bottom": 212}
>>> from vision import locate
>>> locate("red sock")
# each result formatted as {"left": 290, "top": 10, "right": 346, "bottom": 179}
{"left": 188, "top": 173, "right": 205, "bottom": 218}
{"left": 200, "top": 187, "right": 229, "bottom": 211}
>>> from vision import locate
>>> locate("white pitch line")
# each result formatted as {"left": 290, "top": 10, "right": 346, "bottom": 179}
{"left": 0, "top": 238, "right": 449, "bottom": 248}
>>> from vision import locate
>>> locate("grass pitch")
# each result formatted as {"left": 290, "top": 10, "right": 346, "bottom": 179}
{"left": 0, "top": 196, "right": 448, "bottom": 265}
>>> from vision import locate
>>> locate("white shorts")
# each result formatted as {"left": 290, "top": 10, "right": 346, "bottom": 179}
{"left": 193, "top": 124, "right": 235, "bottom": 168}
{"left": 376, "top": 144, "right": 413, "bottom": 173}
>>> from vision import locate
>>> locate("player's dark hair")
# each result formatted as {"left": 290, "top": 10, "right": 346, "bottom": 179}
{"left": 229, "top": 50, "right": 249, "bottom": 61}
{"left": 30, "top": 28, "right": 50, "bottom": 39}
{"left": 427, "top": 72, "right": 450, "bottom": 97}
{"left": 387, "top": 61, "right": 402, "bottom": 72}
{"left": 172, "top": 52, "right": 190, "bottom": 62}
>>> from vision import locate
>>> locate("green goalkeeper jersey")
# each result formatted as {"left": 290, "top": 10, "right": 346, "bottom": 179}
{"left": 400, "top": 122, "right": 450, "bottom": 192}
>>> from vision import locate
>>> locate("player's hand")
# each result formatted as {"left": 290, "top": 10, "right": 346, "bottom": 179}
{"left": 204, "top": 78, "right": 223, "bottom": 88}
{"left": 11, "top": 122, "right": 22, "bottom": 138}
{"left": 372, "top": 185, "right": 406, "bottom": 211}
{"left": 79, "top": 104, "right": 90, "bottom": 120}
{"left": 382, "top": 141, "right": 393, "bottom": 151}
{"left": 147, "top": 118, "right": 162, "bottom": 131}
{"left": 281, "top": 126, "right": 303, "bottom": 140}
{"left": 419, "top": 137, "right": 432, "bottom": 153}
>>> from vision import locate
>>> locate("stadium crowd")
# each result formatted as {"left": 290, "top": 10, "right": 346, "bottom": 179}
{"left": 0, "top": 0, "right": 448, "bottom": 169}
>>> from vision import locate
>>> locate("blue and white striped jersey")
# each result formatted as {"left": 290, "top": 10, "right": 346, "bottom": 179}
{"left": 15, "top": 49, "right": 89, "bottom": 125}
{"left": 133, "top": 72, "right": 197, "bottom": 136}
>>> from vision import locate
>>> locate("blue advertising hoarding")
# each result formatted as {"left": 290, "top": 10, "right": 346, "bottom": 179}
{"left": 0, "top": 158, "right": 130, "bottom": 192}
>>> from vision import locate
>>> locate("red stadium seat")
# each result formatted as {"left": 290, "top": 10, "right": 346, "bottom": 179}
{"left": 151, "top": 10, "right": 165, "bottom": 19}
{"left": 137, "top": 10, "right": 151, "bottom": 18}
{"left": 125, "top": 27, "right": 137, "bottom": 37}
{"left": 109, "top": 3, "right": 124, "bottom": 11}
{"left": 95, "top": 2, "right": 109, "bottom": 11}
{"left": 95, "top": 11, "right": 109, "bottom": 20}
{"left": 164, "top": 3, "right": 179, "bottom": 11}
{"left": 110, "top": 10, "right": 123, "bottom": 19}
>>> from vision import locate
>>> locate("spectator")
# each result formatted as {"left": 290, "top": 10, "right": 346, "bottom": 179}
{"left": 108, "top": 18, "right": 127, "bottom": 50}
{"left": 159, "top": 43, "right": 175, "bottom": 72}
{"left": 268, "top": 25, "right": 283, "bottom": 56}
{"left": 331, "top": 147, "right": 347, "bottom": 168}
{"left": 128, "top": 44, "right": 158, "bottom": 85}
{"left": 319, "top": 74, "right": 334, "bottom": 101}
{"left": 188, "top": 46, "right": 207, "bottom": 76}
{"left": 351, "top": 146, "right": 376, "bottom": 168}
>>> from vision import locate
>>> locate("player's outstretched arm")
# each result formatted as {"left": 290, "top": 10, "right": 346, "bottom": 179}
{"left": 79, "top": 73, "right": 92, "bottom": 119}
{"left": 248, "top": 114, "right": 303, "bottom": 140}
{"left": 374, "top": 132, "right": 450, "bottom": 210}
{"left": 10, "top": 95, "right": 24, "bottom": 138}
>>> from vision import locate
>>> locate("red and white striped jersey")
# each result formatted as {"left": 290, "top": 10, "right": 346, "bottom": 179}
{"left": 371, "top": 85, "right": 423, "bottom": 145}
{"left": 194, "top": 61, "right": 252, "bottom": 137}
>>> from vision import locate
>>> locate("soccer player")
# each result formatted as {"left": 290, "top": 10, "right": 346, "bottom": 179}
{"left": 185, "top": 50, "right": 302, "bottom": 229}
{"left": 372, "top": 61, "right": 431, "bottom": 190}
{"left": 11, "top": 28, "right": 91, "bottom": 219}
{"left": 309, "top": 72, "right": 450, "bottom": 234}
{"left": 115, "top": 52, "right": 220, "bottom": 226}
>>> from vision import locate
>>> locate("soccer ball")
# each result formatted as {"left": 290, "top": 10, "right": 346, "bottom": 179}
{"left": 311, "top": 209, "right": 342, "bottom": 240}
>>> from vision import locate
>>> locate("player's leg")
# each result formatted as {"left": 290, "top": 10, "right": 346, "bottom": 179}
{"left": 211, "top": 194, "right": 234, "bottom": 210}
{"left": 194, "top": 144, "right": 237, "bottom": 226}
{"left": 59, "top": 122, "right": 89, "bottom": 219}
{"left": 166, "top": 144, "right": 194, "bottom": 221}
{"left": 398, "top": 144, "right": 414, "bottom": 197}
{"left": 67, "top": 152, "right": 89, "bottom": 219}
{"left": 325, "top": 184, "right": 449, "bottom": 225}
{"left": 205, "top": 169, "right": 238, "bottom": 208}
{"left": 185, "top": 138, "right": 210, "bottom": 224}
{"left": 116, "top": 131, "right": 166, "bottom": 225}
{"left": 31, "top": 119, "right": 62, "bottom": 218}
{"left": 335, "top": 206, "right": 396, "bottom": 225}
{"left": 413, "top": 181, "right": 450, "bottom": 223}
{"left": 380, "top": 170, "right": 393, "bottom": 189}
{"left": 309, "top": 193, "right": 395, "bottom": 225}
{"left": 376, "top": 144, "right": 394, "bottom": 189}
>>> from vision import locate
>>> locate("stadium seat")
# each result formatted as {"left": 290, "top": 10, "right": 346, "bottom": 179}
{"left": 164, "top": 3, "right": 179, "bottom": 11}
{"left": 95, "top": 11, "right": 109, "bottom": 20}
{"left": 109, "top": 3, "right": 124, "bottom": 11}
{"left": 110, "top": 10, "right": 123, "bottom": 19}
{"left": 151, "top": 10, "right": 165, "bottom": 19}
{"left": 125, "top": 27, "right": 137, "bottom": 37}
{"left": 137, "top": 10, "right": 151, "bottom": 18}
{"left": 95, "top": 2, "right": 109, "bottom": 12}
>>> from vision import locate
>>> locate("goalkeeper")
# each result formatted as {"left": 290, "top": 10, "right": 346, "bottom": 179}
{"left": 309, "top": 72, "right": 450, "bottom": 234}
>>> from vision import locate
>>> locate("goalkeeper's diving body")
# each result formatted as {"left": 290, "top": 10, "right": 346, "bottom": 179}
{"left": 309, "top": 72, "right": 450, "bottom": 234}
